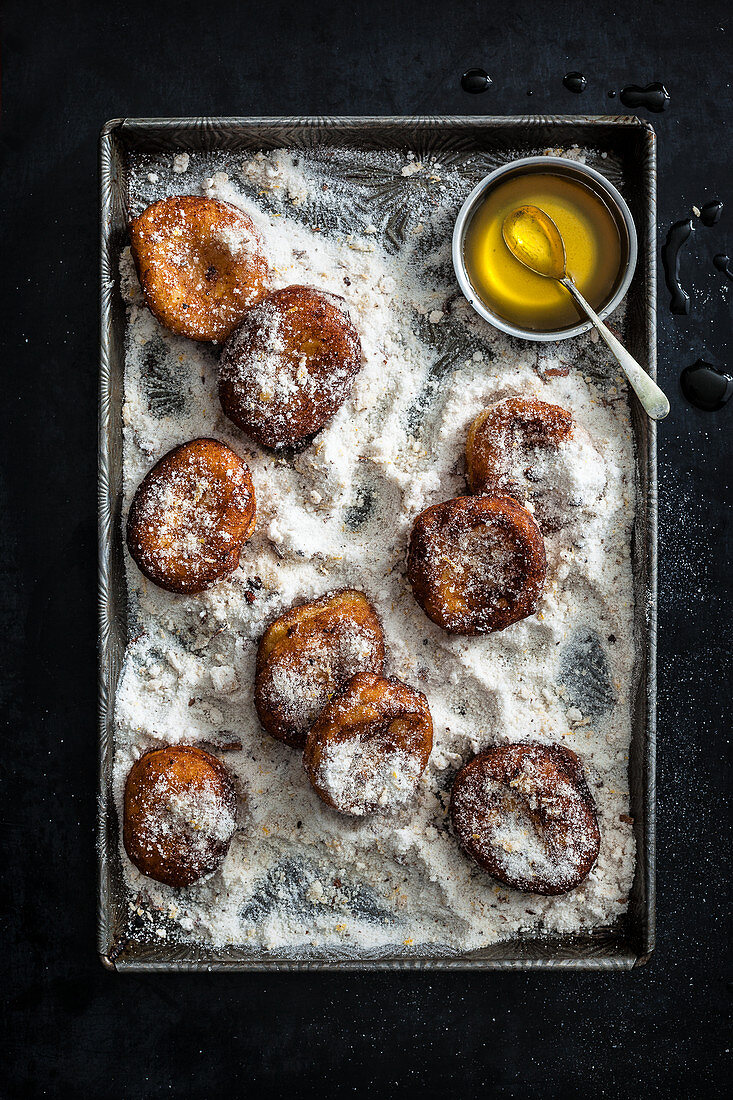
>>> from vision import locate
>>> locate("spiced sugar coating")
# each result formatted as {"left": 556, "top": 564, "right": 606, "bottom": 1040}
{"left": 123, "top": 745, "right": 237, "bottom": 888}
{"left": 303, "top": 672, "right": 433, "bottom": 816}
{"left": 255, "top": 589, "right": 385, "bottom": 748}
{"left": 450, "top": 743, "right": 601, "bottom": 895}
{"left": 126, "top": 438, "right": 256, "bottom": 594}
{"left": 129, "top": 195, "right": 270, "bottom": 342}
{"left": 219, "top": 284, "right": 363, "bottom": 449}
{"left": 406, "top": 494, "right": 547, "bottom": 635}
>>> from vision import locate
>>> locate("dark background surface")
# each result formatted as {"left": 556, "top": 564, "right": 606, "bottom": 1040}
{"left": 0, "top": 0, "right": 730, "bottom": 1096}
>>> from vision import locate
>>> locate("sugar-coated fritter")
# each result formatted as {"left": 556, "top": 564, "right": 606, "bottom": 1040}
{"left": 255, "top": 590, "right": 385, "bottom": 749}
{"left": 407, "top": 494, "right": 547, "bottom": 635}
{"left": 126, "top": 438, "right": 256, "bottom": 594}
{"left": 129, "top": 195, "right": 270, "bottom": 342}
{"left": 219, "top": 285, "right": 363, "bottom": 449}
{"left": 303, "top": 672, "right": 433, "bottom": 816}
{"left": 123, "top": 745, "right": 237, "bottom": 888}
{"left": 450, "top": 743, "right": 601, "bottom": 895}
{"left": 466, "top": 396, "right": 605, "bottom": 532}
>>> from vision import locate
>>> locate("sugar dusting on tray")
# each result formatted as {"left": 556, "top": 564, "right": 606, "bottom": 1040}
{"left": 114, "top": 146, "right": 636, "bottom": 954}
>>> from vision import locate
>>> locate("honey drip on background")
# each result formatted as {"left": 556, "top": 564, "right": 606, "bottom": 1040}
{"left": 700, "top": 200, "right": 723, "bottom": 227}
{"left": 619, "top": 83, "right": 670, "bottom": 112}
{"left": 563, "top": 72, "right": 587, "bottom": 93}
{"left": 713, "top": 254, "right": 732, "bottom": 281}
{"left": 461, "top": 69, "right": 492, "bottom": 93}
{"left": 680, "top": 360, "right": 733, "bottom": 411}
{"left": 661, "top": 219, "right": 694, "bottom": 315}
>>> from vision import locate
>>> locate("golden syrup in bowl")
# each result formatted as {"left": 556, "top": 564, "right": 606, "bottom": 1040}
{"left": 462, "top": 170, "right": 627, "bottom": 333}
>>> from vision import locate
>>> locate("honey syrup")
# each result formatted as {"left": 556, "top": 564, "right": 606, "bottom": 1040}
{"left": 463, "top": 171, "right": 626, "bottom": 332}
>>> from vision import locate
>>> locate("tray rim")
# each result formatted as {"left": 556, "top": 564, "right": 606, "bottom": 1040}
{"left": 99, "top": 114, "right": 657, "bottom": 972}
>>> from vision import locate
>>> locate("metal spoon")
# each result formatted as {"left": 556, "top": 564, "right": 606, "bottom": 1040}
{"left": 502, "top": 205, "right": 670, "bottom": 420}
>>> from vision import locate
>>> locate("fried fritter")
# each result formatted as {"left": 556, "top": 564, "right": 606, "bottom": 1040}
{"left": 129, "top": 195, "right": 270, "bottom": 342}
{"left": 219, "top": 285, "right": 362, "bottom": 449}
{"left": 303, "top": 672, "right": 433, "bottom": 816}
{"left": 123, "top": 745, "right": 237, "bottom": 888}
{"left": 406, "top": 494, "right": 547, "bottom": 635}
{"left": 450, "top": 743, "right": 601, "bottom": 895}
{"left": 126, "top": 438, "right": 256, "bottom": 594}
{"left": 466, "top": 396, "right": 605, "bottom": 532}
{"left": 255, "top": 590, "right": 385, "bottom": 748}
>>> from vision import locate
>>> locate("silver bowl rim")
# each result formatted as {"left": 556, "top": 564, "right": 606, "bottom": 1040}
{"left": 451, "top": 154, "right": 639, "bottom": 343}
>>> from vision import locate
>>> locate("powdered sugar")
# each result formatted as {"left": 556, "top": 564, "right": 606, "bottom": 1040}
{"left": 315, "top": 739, "right": 423, "bottom": 816}
{"left": 524, "top": 429, "right": 607, "bottom": 524}
{"left": 223, "top": 305, "right": 291, "bottom": 396}
{"left": 114, "top": 145, "right": 637, "bottom": 954}
{"left": 217, "top": 220, "right": 257, "bottom": 257}
{"left": 148, "top": 774, "right": 236, "bottom": 848}
{"left": 133, "top": 472, "right": 219, "bottom": 568}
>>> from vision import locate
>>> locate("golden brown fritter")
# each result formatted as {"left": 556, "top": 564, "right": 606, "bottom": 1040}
{"left": 450, "top": 743, "right": 601, "bottom": 895}
{"left": 123, "top": 745, "right": 237, "bottom": 888}
{"left": 126, "top": 438, "right": 256, "bottom": 594}
{"left": 219, "top": 285, "right": 363, "bottom": 449}
{"left": 466, "top": 396, "right": 595, "bottom": 532}
{"left": 406, "top": 494, "right": 547, "bottom": 635}
{"left": 129, "top": 195, "right": 270, "bottom": 342}
{"left": 303, "top": 672, "right": 433, "bottom": 816}
{"left": 255, "top": 590, "right": 385, "bottom": 749}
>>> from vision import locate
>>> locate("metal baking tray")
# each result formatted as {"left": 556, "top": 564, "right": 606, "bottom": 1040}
{"left": 99, "top": 116, "right": 657, "bottom": 971}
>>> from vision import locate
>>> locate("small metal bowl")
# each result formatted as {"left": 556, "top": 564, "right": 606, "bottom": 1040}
{"left": 452, "top": 155, "right": 638, "bottom": 342}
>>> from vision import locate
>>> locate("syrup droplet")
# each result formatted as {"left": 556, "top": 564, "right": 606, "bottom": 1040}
{"left": 619, "top": 82, "right": 670, "bottom": 112}
{"left": 661, "top": 218, "right": 694, "bottom": 314}
{"left": 563, "top": 72, "right": 587, "bottom": 93}
{"left": 680, "top": 360, "right": 733, "bottom": 411}
{"left": 461, "top": 68, "right": 492, "bottom": 94}
{"left": 700, "top": 199, "right": 723, "bottom": 227}
{"left": 607, "top": 90, "right": 617, "bottom": 98}
{"left": 713, "top": 254, "right": 733, "bottom": 281}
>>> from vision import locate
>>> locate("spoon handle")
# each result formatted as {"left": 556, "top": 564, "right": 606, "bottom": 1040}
{"left": 560, "top": 277, "right": 670, "bottom": 420}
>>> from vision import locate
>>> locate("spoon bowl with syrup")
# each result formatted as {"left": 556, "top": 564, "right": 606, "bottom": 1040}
{"left": 503, "top": 205, "right": 670, "bottom": 421}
